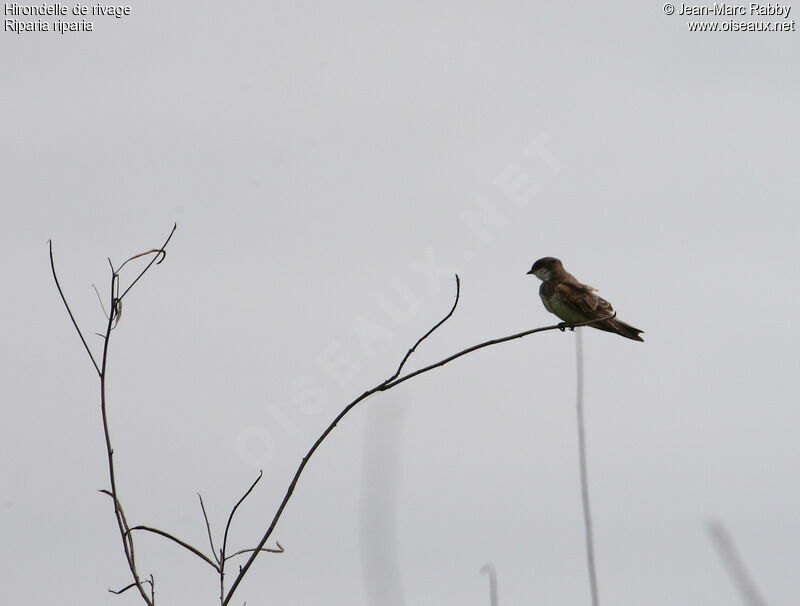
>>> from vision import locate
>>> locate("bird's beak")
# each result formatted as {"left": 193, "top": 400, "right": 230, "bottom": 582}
{"left": 526, "top": 269, "right": 535, "bottom": 275}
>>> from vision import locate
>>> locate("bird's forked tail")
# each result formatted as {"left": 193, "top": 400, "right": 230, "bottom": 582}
{"left": 605, "top": 318, "right": 644, "bottom": 342}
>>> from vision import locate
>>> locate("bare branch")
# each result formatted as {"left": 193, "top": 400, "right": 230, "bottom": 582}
{"left": 99, "top": 270, "right": 153, "bottom": 606}
{"left": 109, "top": 577, "right": 154, "bottom": 596}
{"left": 92, "top": 283, "right": 110, "bottom": 319}
{"left": 224, "top": 542, "right": 284, "bottom": 561}
{"left": 221, "top": 279, "right": 613, "bottom": 605}
{"left": 198, "top": 493, "right": 221, "bottom": 566}
{"left": 90, "top": 225, "right": 177, "bottom": 605}
{"left": 127, "top": 525, "right": 220, "bottom": 572}
{"left": 386, "top": 274, "right": 460, "bottom": 383}
{"left": 117, "top": 223, "right": 177, "bottom": 302}
{"left": 49, "top": 240, "right": 101, "bottom": 376}
{"left": 219, "top": 471, "right": 264, "bottom": 604}
{"left": 99, "top": 489, "right": 135, "bottom": 556}
{"left": 117, "top": 248, "right": 168, "bottom": 273}
{"left": 380, "top": 312, "right": 616, "bottom": 391}
{"left": 109, "top": 582, "right": 139, "bottom": 595}
{"left": 222, "top": 471, "right": 264, "bottom": 562}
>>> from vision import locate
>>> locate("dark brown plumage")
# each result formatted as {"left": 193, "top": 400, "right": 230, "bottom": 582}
{"left": 527, "top": 257, "right": 644, "bottom": 342}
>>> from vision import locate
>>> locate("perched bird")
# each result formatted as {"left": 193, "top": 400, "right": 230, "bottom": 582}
{"left": 527, "top": 257, "right": 644, "bottom": 342}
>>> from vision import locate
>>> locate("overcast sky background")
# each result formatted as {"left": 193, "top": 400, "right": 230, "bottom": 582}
{"left": 3, "top": 2, "right": 799, "bottom": 605}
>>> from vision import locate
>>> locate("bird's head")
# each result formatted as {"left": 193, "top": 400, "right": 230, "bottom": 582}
{"left": 527, "top": 257, "right": 563, "bottom": 281}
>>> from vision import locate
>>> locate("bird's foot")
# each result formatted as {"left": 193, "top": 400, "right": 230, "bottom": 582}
{"left": 557, "top": 322, "right": 567, "bottom": 332}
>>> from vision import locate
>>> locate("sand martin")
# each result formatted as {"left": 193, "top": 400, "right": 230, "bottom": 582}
{"left": 527, "top": 257, "right": 644, "bottom": 342}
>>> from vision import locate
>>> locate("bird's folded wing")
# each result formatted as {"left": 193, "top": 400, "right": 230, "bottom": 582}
{"left": 554, "top": 282, "right": 614, "bottom": 317}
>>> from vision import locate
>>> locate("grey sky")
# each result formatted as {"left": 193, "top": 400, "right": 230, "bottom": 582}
{"left": 2, "top": 2, "right": 799, "bottom": 605}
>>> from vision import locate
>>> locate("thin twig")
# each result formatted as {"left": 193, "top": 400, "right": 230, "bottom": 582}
{"left": 127, "top": 526, "right": 220, "bottom": 572}
{"left": 117, "top": 223, "right": 177, "bottom": 302}
{"left": 49, "top": 241, "right": 101, "bottom": 376}
{"left": 386, "top": 275, "right": 460, "bottom": 383}
{"left": 707, "top": 521, "right": 769, "bottom": 606}
{"left": 575, "top": 328, "right": 599, "bottom": 606}
{"left": 222, "top": 471, "right": 264, "bottom": 562}
{"left": 198, "top": 494, "right": 221, "bottom": 566}
{"left": 108, "top": 574, "right": 156, "bottom": 601}
{"left": 109, "top": 578, "right": 153, "bottom": 596}
{"left": 224, "top": 542, "right": 284, "bottom": 561}
{"left": 117, "top": 248, "right": 168, "bottom": 274}
{"left": 92, "top": 284, "right": 110, "bottom": 319}
{"left": 99, "top": 489, "right": 135, "bottom": 561}
{"left": 109, "top": 582, "right": 137, "bottom": 595}
{"left": 221, "top": 276, "right": 615, "bottom": 605}
{"left": 220, "top": 471, "right": 264, "bottom": 604}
